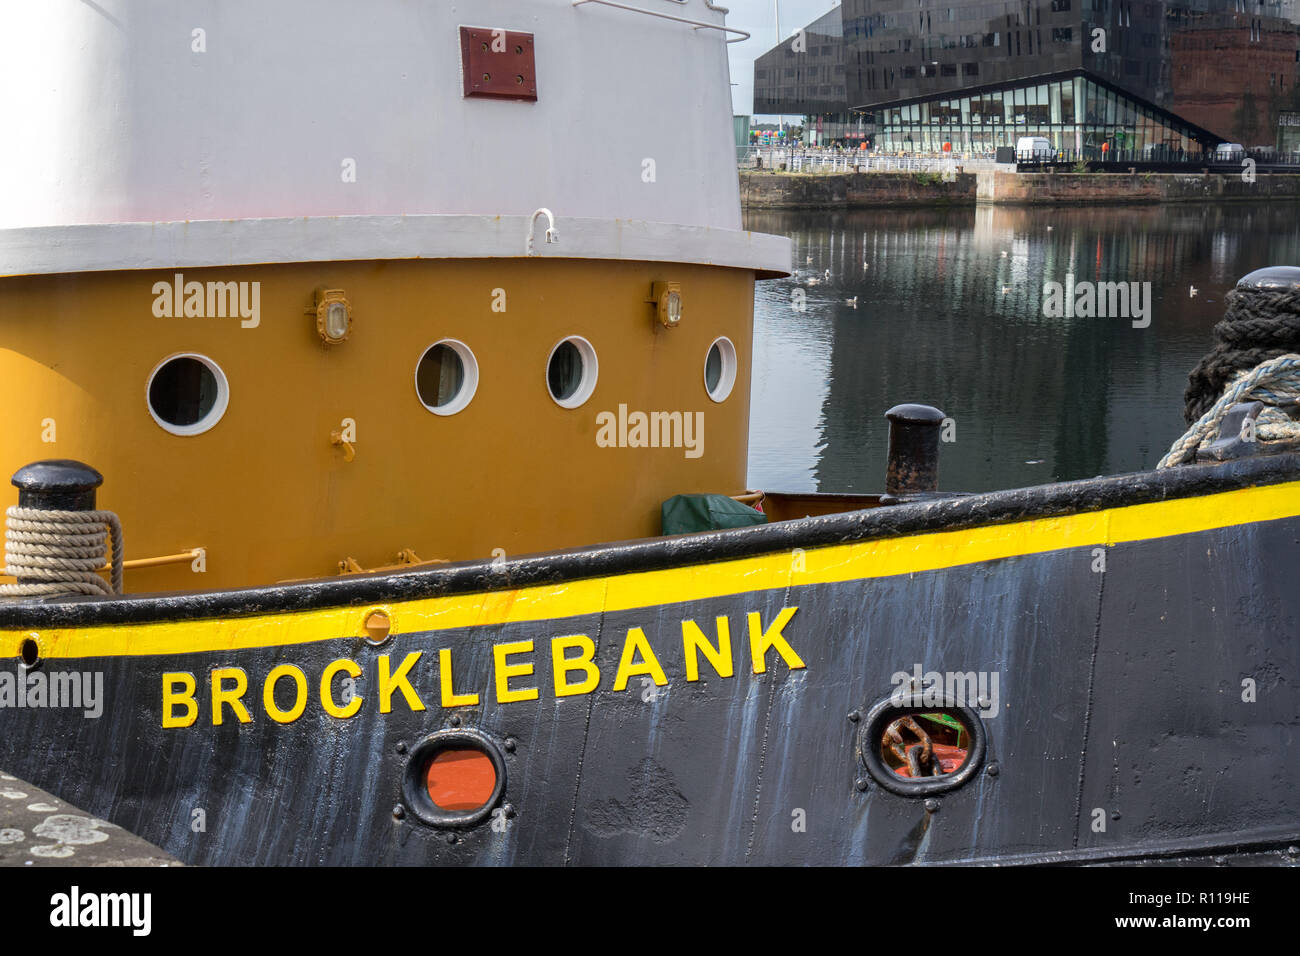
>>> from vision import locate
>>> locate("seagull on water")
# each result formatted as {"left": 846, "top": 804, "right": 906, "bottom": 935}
{"left": 845, "top": 297, "right": 858, "bottom": 308}
{"left": 1189, "top": 285, "right": 1198, "bottom": 298}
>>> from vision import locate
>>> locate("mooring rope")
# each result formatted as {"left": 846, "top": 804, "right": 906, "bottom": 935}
{"left": 0, "top": 507, "right": 124, "bottom": 597}
{"left": 1158, "top": 353, "right": 1300, "bottom": 468}
{"left": 1183, "top": 284, "right": 1300, "bottom": 424}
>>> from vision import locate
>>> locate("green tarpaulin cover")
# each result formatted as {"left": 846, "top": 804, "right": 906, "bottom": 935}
{"left": 661, "top": 494, "right": 767, "bottom": 535}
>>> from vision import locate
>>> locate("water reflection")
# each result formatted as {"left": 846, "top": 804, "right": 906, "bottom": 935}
{"left": 746, "top": 203, "right": 1300, "bottom": 494}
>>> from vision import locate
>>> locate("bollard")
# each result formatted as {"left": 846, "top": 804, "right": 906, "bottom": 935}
{"left": 12, "top": 459, "right": 103, "bottom": 512}
{"left": 4, "top": 460, "right": 119, "bottom": 597}
{"left": 884, "top": 404, "right": 946, "bottom": 496}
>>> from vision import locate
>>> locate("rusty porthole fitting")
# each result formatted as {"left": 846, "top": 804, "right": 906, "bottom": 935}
{"left": 857, "top": 692, "right": 987, "bottom": 797}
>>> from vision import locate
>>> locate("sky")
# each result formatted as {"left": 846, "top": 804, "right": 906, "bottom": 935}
{"left": 723, "top": 0, "right": 839, "bottom": 119}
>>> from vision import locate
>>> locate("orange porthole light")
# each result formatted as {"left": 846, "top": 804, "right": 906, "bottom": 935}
{"left": 401, "top": 729, "right": 508, "bottom": 828}
{"left": 647, "top": 281, "right": 683, "bottom": 329}
{"left": 425, "top": 748, "right": 498, "bottom": 811}
{"left": 315, "top": 289, "right": 352, "bottom": 344}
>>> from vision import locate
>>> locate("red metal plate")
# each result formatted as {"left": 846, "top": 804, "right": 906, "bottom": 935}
{"left": 425, "top": 747, "right": 498, "bottom": 811}
{"left": 459, "top": 26, "right": 537, "bottom": 101}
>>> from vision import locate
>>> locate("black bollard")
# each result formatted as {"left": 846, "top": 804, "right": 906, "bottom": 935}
{"left": 12, "top": 460, "right": 103, "bottom": 511}
{"left": 884, "top": 404, "right": 945, "bottom": 496}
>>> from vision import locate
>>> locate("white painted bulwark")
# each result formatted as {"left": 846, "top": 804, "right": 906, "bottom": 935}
{"left": 0, "top": 216, "right": 792, "bottom": 279}
{"left": 0, "top": 0, "right": 746, "bottom": 233}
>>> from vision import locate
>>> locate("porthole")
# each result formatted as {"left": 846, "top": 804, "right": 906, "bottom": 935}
{"left": 401, "top": 729, "right": 507, "bottom": 828}
{"left": 704, "top": 336, "right": 737, "bottom": 403}
{"left": 415, "top": 339, "right": 478, "bottom": 416}
{"left": 146, "top": 353, "right": 229, "bottom": 436}
{"left": 546, "top": 335, "right": 599, "bottom": 408}
{"left": 857, "top": 694, "right": 986, "bottom": 796}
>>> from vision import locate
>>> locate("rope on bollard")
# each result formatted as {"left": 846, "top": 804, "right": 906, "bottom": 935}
{"left": 1158, "top": 353, "right": 1300, "bottom": 468}
{"left": 0, "top": 507, "right": 124, "bottom": 597}
{"left": 1183, "top": 284, "right": 1300, "bottom": 424}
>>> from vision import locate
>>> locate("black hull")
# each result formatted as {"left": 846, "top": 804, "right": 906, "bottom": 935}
{"left": 2, "top": 456, "right": 1298, "bottom": 865}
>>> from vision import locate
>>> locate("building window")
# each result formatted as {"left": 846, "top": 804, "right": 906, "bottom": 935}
{"left": 1050, "top": 0, "right": 1070, "bottom": 9}
{"left": 963, "top": 63, "right": 979, "bottom": 76}
{"left": 1052, "top": 27, "right": 1072, "bottom": 42}
{"left": 940, "top": 63, "right": 957, "bottom": 76}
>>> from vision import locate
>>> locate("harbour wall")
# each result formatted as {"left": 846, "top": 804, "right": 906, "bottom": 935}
{"left": 739, "top": 170, "right": 1300, "bottom": 208}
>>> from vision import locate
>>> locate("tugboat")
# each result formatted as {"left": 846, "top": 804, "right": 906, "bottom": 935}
{"left": 1, "top": 1, "right": 1298, "bottom": 866}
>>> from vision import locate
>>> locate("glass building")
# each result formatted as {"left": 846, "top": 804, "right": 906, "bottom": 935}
{"left": 755, "top": 0, "right": 1300, "bottom": 152}
{"left": 873, "top": 71, "right": 1217, "bottom": 156}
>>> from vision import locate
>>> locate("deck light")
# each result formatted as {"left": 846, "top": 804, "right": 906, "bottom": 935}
{"left": 315, "top": 289, "right": 352, "bottom": 344}
{"left": 648, "top": 281, "right": 683, "bottom": 329}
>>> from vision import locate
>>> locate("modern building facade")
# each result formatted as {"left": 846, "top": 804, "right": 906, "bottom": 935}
{"left": 753, "top": 7, "right": 872, "bottom": 144}
{"left": 754, "top": 0, "right": 1300, "bottom": 153}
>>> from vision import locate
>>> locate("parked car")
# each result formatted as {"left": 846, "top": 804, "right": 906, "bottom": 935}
{"left": 1015, "top": 136, "right": 1054, "bottom": 160}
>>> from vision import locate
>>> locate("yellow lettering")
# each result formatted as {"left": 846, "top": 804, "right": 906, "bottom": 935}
{"left": 748, "top": 607, "right": 805, "bottom": 674}
{"left": 551, "top": 635, "right": 600, "bottom": 697}
{"left": 683, "top": 617, "right": 733, "bottom": 681}
{"left": 612, "top": 627, "right": 667, "bottom": 691}
{"left": 378, "top": 652, "right": 426, "bottom": 713}
{"left": 162, "top": 672, "right": 198, "bottom": 728}
{"left": 439, "top": 648, "right": 479, "bottom": 707}
{"left": 211, "top": 667, "right": 251, "bottom": 725}
{"left": 494, "top": 640, "right": 539, "bottom": 703}
{"left": 263, "top": 664, "right": 309, "bottom": 723}
{"left": 320, "top": 658, "right": 363, "bottom": 719}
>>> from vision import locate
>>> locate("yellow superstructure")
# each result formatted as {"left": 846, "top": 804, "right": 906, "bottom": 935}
{"left": 0, "top": 257, "right": 755, "bottom": 591}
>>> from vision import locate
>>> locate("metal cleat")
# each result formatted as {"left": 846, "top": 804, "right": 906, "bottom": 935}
{"left": 1197, "top": 401, "right": 1265, "bottom": 462}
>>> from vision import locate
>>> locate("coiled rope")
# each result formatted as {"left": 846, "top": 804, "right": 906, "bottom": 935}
{"left": 0, "top": 507, "right": 124, "bottom": 597}
{"left": 1158, "top": 353, "right": 1300, "bottom": 468}
{"left": 1184, "top": 282, "right": 1300, "bottom": 424}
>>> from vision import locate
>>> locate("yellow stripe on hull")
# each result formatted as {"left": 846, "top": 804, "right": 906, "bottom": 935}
{"left": 7, "top": 479, "right": 1299, "bottom": 661}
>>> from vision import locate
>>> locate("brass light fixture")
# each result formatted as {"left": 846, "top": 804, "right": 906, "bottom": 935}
{"left": 315, "top": 289, "right": 352, "bottom": 344}
{"left": 647, "top": 281, "right": 683, "bottom": 329}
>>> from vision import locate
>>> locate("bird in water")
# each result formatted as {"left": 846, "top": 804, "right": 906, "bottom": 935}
{"left": 1189, "top": 285, "right": 1199, "bottom": 298}
{"left": 824, "top": 268, "right": 831, "bottom": 279}
{"left": 806, "top": 276, "right": 820, "bottom": 286}
{"left": 1000, "top": 250, "right": 1008, "bottom": 257}
{"left": 845, "top": 297, "right": 858, "bottom": 308}
{"left": 1001, "top": 286, "right": 1011, "bottom": 294}
{"left": 806, "top": 255, "right": 813, "bottom": 265}
{"left": 1046, "top": 225, "right": 1053, "bottom": 232}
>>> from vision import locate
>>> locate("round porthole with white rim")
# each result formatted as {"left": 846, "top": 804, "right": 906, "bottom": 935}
{"left": 146, "top": 353, "right": 230, "bottom": 436}
{"left": 415, "top": 339, "right": 479, "bottom": 416}
{"left": 546, "top": 336, "right": 599, "bottom": 409}
{"left": 704, "top": 336, "right": 737, "bottom": 403}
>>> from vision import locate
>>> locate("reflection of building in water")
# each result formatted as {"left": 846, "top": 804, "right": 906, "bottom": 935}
{"left": 746, "top": 206, "right": 1271, "bottom": 494}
